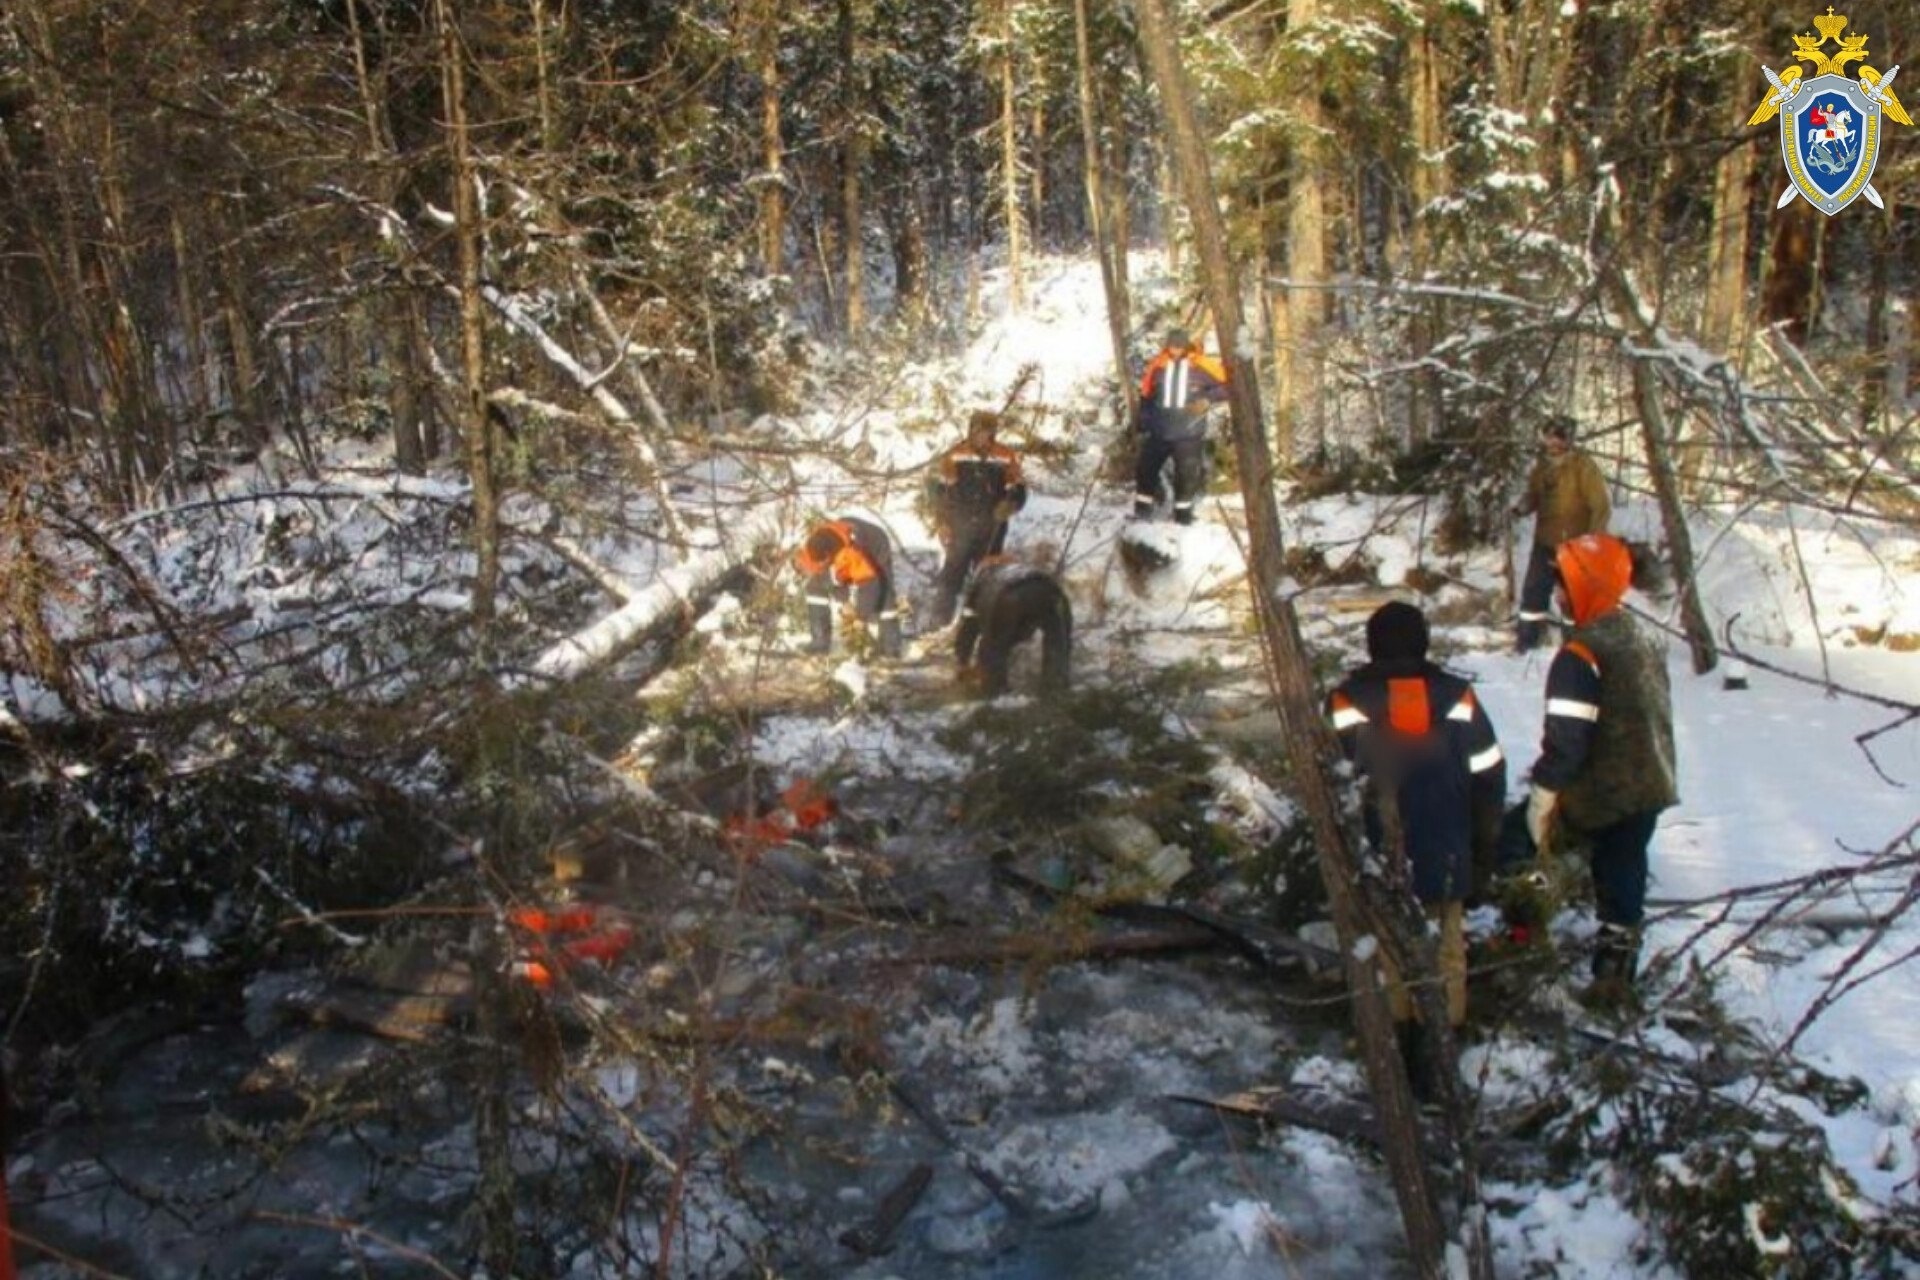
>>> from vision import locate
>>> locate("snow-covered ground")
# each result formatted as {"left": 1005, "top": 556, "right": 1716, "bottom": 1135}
{"left": 755, "top": 252, "right": 1920, "bottom": 1273}
{"left": 8, "top": 251, "right": 1918, "bottom": 1278}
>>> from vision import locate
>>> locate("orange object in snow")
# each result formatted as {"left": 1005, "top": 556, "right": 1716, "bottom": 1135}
{"left": 513, "top": 958, "right": 556, "bottom": 990}
{"left": 726, "top": 776, "right": 838, "bottom": 859}
{"left": 508, "top": 903, "right": 633, "bottom": 989}
{"left": 562, "top": 924, "right": 635, "bottom": 965}
{"left": 781, "top": 777, "right": 838, "bottom": 831}
{"left": 509, "top": 905, "right": 599, "bottom": 935}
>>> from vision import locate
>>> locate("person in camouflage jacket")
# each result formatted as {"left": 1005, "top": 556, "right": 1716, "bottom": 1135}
{"left": 954, "top": 556, "right": 1071, "bottom": 697}
{"left": 1514, "top": 417, "right": 1611, "bottom": 651}
{"left": 1525, "top": 532, "right": 1678, "bottom": 997}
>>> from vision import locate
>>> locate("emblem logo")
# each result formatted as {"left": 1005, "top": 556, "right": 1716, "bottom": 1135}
{"left": 1748, "top": 8, "right": 1911, "bottom": 215}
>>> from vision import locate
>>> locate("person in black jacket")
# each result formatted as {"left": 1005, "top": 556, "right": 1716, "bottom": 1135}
{"left": 955, "top": 557, "right": 1071, "bottom": 697}
{"left": 1326, "top": 601, "right": 1506, "bottom": 1098}
{"left": 791, "top": 516, "right": 903, "bottom": 658}
{"left": 1134, "top": 328, "right": 1228, "bottom": 525}
{"left": 926, "top": 410, "right": 1028, "bottom": 628}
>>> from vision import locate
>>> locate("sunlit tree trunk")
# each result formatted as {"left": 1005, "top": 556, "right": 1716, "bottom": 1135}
{"left": 1131, "top": 2, "right": 1493, "bottom": 1274}
{"left": 1075, "top": 0, "right": 1135, "bottom": 418}
{"left": 754, "top": 0, "right": 786, "bottom": 276}
{"left": 1703, "top": 140, "right": 1754, "bottom": 361}
{"left": 1598, "top": 251, "right": 1718, "bottom": 675}
{"left": 1028, "top": 52, "right": 1046, "bottom": 248}
{"left": 839, "top": 0, "right": 866, "bottom": 333}
{"left": 996, "top": 0, "right": 1027, "bottom": 311}
{"left": 531, "top": 0, "right": 559, "bottom": 155}
{"left": 436, "top": 0, "right": 501, "bottom": 629}
{"left": 1405, "top": 3, "right": 1447, "bottom": 445}
{"left": 1273, "top": 0, "right": 1326, "bottom": 465}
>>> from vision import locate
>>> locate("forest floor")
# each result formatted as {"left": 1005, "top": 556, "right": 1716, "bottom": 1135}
{"left": 7, "top": 254, "right": 1920, "bottom": 1278}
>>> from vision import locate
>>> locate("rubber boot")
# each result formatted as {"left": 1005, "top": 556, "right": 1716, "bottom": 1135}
{"left": 1396, "top": 1022, "right": 1436, "bottom": 1105}
{"left": 1584, "top": 924, "right": 1642, "bottom": 1011}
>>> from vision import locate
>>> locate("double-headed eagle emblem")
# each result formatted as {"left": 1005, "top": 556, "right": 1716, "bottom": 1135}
{"left": 1749, "top": 8, "right": 1909, "bottom": 214}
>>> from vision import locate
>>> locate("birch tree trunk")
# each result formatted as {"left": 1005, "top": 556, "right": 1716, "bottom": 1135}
{"left": 1075, "top": 0, "right": 1137, "bottom": 419}
{"left": 436, "top": 0, "right": 501, "bottom": 629}
{"left": 1130, "top": 2, "right": 1492, "bottom": 1275}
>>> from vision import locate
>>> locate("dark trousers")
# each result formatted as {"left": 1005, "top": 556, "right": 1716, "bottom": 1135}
{"left": 1517, "top": 541, "right": 1559, "bottom": 651}
{"left": 927, "top": 517, "right": 1008, "bottom": 629}
{"left": 1134, "top": 435, "right": 1207, "bottom": 524}
{"left": 1589, "top": 809, "right": 1659, "bottom": 929}
{"left": 805, "top": 573, "right": 901, "bottom": 656}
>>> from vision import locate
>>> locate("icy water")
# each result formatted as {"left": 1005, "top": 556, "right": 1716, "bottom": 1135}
{"left": 13, "top": 954, "right": 1415, "bottom": 1278}
{"left": 11, "top": 681, "right": 1417, "bottom": 1278}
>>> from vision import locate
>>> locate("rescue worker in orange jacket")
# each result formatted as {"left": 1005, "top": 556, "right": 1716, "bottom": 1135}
{"left": 1514, "top": 416, "right": 1611, "bottom": 651}
{"left": 926, "top": 409, "right": 1027, "bottom": 629}
{"left": 792, "top": 517, "right": 903, "bottom": 658}
{"left": 1525, "top": 532, "right": 1677, "bottom": 1002}
{"left": 1326, "top": 601, "right": 1505, "bottom": 1100}
{"left": 1134, "top": 327, "right": 1228, "bottom": 525}
{"left": 955, "top": 557, "right": 1071, "bottom": 697}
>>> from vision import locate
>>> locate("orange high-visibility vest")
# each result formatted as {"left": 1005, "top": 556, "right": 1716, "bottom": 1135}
{"left": 793, "top": 521, "right": 879, "bottom": 585}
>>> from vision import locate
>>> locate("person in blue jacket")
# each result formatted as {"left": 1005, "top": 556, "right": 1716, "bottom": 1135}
{"left": 1327, "top": 601, "right": 1505, "bottom": 1098}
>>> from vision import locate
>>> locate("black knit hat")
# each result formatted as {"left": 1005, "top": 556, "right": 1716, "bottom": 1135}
{"left": 1541, "top": 415, "right": 1576, "bottom": 443}
{"left": 1365, "top": 601, "right": 1430, "bottom": 662}
{"left": 803, "top": 526, "right": 842, "bottom": 563}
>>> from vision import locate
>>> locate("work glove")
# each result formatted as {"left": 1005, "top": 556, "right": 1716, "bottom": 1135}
{"left": 991, "top": 500, "right": 1017, "bottom": 523}
{"left": 1525, "top": 785, "right": 1558, "bottom": 850}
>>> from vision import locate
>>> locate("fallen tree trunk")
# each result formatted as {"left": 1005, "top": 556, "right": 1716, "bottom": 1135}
{"left": 515, "top": 505, "right": 792, "bottom": 685}
{"left": 1167, "top": 1083, "right": 1444, "bottom": 1152}
{"left": 879, "top": 923, "right": 1222, "bottom": 969}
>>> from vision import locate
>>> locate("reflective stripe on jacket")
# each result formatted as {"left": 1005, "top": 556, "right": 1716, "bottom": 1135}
{"left": 1137, "top": 347, "right": 1228, "bottom": 441}
{"left": 932, "top": 441, "right": 1027, "bottom": 522}
{"left": 1326, "top": 659, "right": 1506, "bottom": 903}
{"left": 1533, "top": 610, "right": 1678, "bottom": 831}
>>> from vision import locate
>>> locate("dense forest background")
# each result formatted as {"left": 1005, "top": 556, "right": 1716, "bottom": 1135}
{"left": 3, "top": 4, "right": 1919, "bottom": 1276}
{"left": 4, "top": 0, "right": 1918, "bottom": 517}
